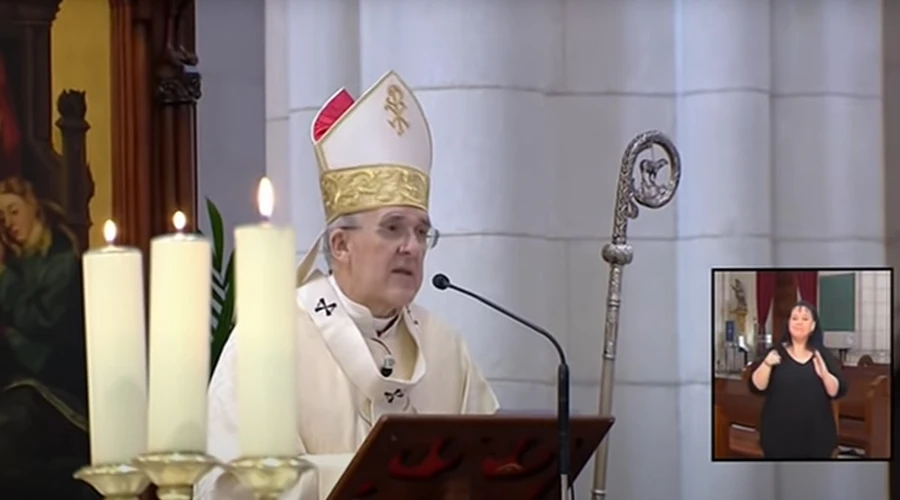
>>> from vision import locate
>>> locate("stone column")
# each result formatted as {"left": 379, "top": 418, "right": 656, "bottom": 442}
{"left": 357, "top": 0, "right": 566, "bottom": 420}
{"left": 196, "top": 0, "right": 265, "bottom": 241}
{"left": 675, "top": 1, "right": 776, "bottom": 500}
{"left": 263, "top": 0, "right": 291, "bottom": 225}
{"left": 558, "top": 0, "right": 683, "bottom": 497}
{"left": 283, "top": 0, "right": 361, "bottom": 248}
{"left": 264, "top": 0, "right": 360, "bottom": 245}
{"left": 771, "top": 0, "right": 887, "bottom": 497}
{"left": 884, "top": 0, "right": 900, "bottom": 300}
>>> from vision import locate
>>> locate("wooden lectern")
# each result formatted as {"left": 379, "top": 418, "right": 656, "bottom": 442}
{"left": 326, "top": 413, "right": 614, "bottom": 500}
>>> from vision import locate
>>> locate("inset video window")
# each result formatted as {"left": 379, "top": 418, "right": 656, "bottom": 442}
{"left": 711, "top": 267, "right": 892, "bottom": 462}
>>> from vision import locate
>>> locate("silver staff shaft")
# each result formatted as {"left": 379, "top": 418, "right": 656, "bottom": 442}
{"left": 591, "top": 131, "right": 681, "bottom": 500}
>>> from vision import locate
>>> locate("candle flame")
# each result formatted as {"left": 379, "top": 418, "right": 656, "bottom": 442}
{"left": 258, "top": 177, "right": 274, "bottom": 219}
{"left": 172, "top": 211, "right": 187, "bottom": 231}
{"left": 103, "top": 220, "right": 117, "bottom": 245}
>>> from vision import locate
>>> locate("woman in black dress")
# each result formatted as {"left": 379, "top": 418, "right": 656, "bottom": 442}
{"left": 748, "top": 300, "right": 847, "bottom": 459}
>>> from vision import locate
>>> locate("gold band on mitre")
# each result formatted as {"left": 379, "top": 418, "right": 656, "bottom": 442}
{"left": 319, "top": 163, "right": 430, "bottom": 223}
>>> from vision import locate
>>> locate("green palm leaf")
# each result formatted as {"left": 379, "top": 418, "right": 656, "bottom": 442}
{"left": 205, "top": 198, "right": 236, "bottom": 377}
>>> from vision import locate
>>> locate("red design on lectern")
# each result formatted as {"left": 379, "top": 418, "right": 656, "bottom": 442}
{"left": 387, "top": 438, "right": 463, "bottom": 479}
{"left": 482, "top": 438, "right": 554, "bottom": 478}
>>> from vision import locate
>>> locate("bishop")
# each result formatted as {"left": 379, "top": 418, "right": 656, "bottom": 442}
{"left": 196, "top": 71, "right": 499, "bottom": 500}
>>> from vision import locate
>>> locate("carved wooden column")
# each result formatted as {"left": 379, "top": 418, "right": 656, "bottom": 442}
{"left": 55, "top": 90, "right": 93, "bottom": 251}
{"left": 110, "top": 0, "right": 154, "bottom": 253}
{"left": 152, "top": 0, "right": 200, "bottom": 232}
{"left": 109, "top": 0, "right": 199, "bottom": 258}
{"left": 771, "top": 272, "right": 798, "bottom": 345}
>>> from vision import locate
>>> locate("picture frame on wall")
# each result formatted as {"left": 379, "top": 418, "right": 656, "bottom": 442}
{"left": 0, "top": 1, "right": 199, "bottom": 498}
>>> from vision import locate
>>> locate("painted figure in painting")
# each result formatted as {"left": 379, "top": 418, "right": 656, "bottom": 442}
{"left": 0, "top": 176, "right": 92, "bottom": 499}
{"left": 0, "top": 41, "right": 94, "bottom": 500}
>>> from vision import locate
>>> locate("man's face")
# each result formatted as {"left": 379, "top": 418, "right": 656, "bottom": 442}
{"left": 331, "top": 206, "right": 433, "bottom": 315}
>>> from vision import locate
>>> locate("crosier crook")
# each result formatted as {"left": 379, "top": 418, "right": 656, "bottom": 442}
{"left": 591, "top": 131, "right": 682, "bottom": 500}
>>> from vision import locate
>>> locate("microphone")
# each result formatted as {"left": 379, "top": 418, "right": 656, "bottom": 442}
{"left": 431, "top": 273, "right": 571, "bottom": 500}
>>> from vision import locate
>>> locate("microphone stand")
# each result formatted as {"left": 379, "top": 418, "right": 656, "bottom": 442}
{"left": 434, "top": 276, "right": 570, "bottom": 500}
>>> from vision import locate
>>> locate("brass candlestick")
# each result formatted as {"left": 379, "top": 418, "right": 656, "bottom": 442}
{"left": 227, "top": 456, "right": 307, "bottom": 500}
{"left": 73, "top": 462, "right": 150, "bottom": 500}
{"left": 133, "top": 451, "right": 220, "bottom": 500}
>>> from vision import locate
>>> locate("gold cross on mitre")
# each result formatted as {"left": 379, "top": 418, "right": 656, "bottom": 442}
{"left": 295, "top": 71, "right": 433, "bottom": 285}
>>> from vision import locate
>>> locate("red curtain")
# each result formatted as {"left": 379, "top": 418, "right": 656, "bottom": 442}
{"left": 756, "top": 271, "right": 777, "bottom": 333}
{"left": 794, "top": 270, "right": 818, "bottom": 306}
{"left": 0, "top": 55, "right": 22, "bottom": 178}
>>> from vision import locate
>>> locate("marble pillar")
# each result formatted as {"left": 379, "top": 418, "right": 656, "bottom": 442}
{"left": 772, "top": 0, "right": 887, "bottom": 497}
{"left": 196, "top": 0, "right": 265, "bottom": 238}
{"left": 285, "top": 0, "right": 360, "bottom": 248}
{"left": 265, "top": 0, "right": 360, "bottom": 247}
{"left": 885, "top": 0, "right": 900, "bottom": 299}
{"left": 558, "top": 0, "right": 682, "bottom": 498}
{"left": 263, "top": 0, "right": 291, "bottom": 226}
{"left": 675, "top": 1, "right": 777, "bottom": 500}
{"left": 356, "top": 0, "right": 567, "bottom": 402}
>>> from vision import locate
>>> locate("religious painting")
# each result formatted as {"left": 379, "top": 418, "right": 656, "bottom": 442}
{"left": 0, "top": 0, "right": 111, "bottom": 498}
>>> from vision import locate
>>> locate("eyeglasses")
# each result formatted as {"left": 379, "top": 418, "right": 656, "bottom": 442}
{"left": 339, "top": 221, "right": 440, "bottom": 250}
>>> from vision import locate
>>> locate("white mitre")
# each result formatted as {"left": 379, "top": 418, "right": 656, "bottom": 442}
{"left": 295, "top": 71, "right": 433, "bottom": 285}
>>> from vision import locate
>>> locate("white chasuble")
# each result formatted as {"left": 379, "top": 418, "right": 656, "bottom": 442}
{"left": 196, "top": 272, "right": 499, "bottom": 500}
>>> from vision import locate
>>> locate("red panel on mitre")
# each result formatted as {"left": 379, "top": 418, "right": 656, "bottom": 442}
{"left": 312, "top": 89, "right": 355, "bottom": 142}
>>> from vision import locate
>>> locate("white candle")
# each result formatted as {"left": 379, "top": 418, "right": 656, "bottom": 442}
{"left": 147, "top": 211, "right": 211, "bottom": 452}
{"left": 82, "top": 220, "right": 147, "bottom": 464}
{"left": 235, "top": 177, "right": 298, "bottom": 457}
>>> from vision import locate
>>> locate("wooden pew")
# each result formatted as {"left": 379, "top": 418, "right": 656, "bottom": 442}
{"left": 837, "top": 364, "right": 891, "bottom": 458}
{"left": 713, "top": 373, "right": 764, "bottom": 458}
{"left": 856, "top": 354, "right": 880, "bottom": 367}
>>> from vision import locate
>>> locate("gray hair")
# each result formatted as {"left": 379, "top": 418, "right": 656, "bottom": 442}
{"left": 321, "top": 214, "right": 358, "bottom": 270}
